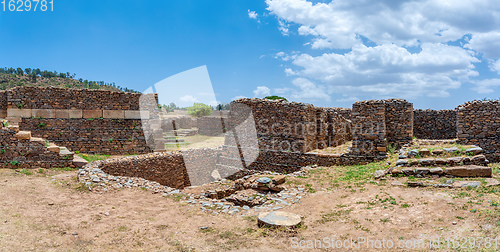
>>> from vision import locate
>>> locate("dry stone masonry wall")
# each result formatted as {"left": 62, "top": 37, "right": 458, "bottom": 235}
{"left": 413, "top": 109, "right": 457, "bottom": 139}
{"left": 457, "top": 100, "right": 500, "bottom": 162}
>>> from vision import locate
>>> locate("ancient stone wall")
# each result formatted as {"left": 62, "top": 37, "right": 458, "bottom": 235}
{"left": 384, "top": 99, "right": 413, "bottom": 146}
{"left": 197, "top": 116, "right": 227, "bottom": 136}
{"left": 0, "top": 91, "right": 6, "bottom": 118}
{"left": 351, "top": 100, "right": 387, "bottom": 158}
{"left": 457, "top": 100, "right": 500, "bottom": 162}
{"left": 19, "top": 118, "right": 151, "bottom": 155}
{"left": 331, "top": 107, "right": 352, "bottom": 120}
{"left": 85, "top": 147, "right": 223, "bottom": 189}
{"left": 0, "top": 127, "right": 73, "bottom": 168}
{"left": 413, "top": 109, "right": 457, "bottom": 139}
{"left": 94, "top": 151, "right": 191, "bottom": 189}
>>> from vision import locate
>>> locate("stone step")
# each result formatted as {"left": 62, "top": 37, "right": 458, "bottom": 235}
{"left": 72, "top": 155, "right": 88, "bottom": 168}
{"left": 392, "top": 165, "right": 491, "bottom": 178}
{"left": 396, "top": 155, "right": 488, "bottom": 167}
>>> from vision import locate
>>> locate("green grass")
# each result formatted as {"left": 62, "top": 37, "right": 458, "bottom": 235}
{"left": 50, "top": 167, "right": 77, "bottom": 171}
{"left": 78, "top": 154, "right": 111, "bottom": 162}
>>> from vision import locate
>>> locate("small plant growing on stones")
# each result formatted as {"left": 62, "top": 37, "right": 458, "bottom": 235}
{"left": 10, "top": 160, "right": 19, "bottom": 166}
{"left": 108, "top": 138, "right": 113, "bottom": 142}
{"left": 37, "top": 122, "right": 46, "bottom": 128}
{"left": 17, "top": 103, "right": 23, "bottom": 109}
{"left": 2, "top": 121, "right": 9, "bottom": 127}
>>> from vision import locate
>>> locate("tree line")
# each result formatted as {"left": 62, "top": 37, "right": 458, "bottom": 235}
{"left": 0, "top": 67, "right": 139, "bottom": 93}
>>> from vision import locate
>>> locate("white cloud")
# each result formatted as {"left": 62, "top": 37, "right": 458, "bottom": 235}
{"left": 466, "top": 32, "right": 500, "bottom": 59}
{"left": 248, "top": 9, "right": 258, "bottom": 19}
{"left": 290, "top": 78, "right": 330, "bottom": 101}
{"left": 287, "top": 43, "right": 478, "bottom": 98}
{"left": 491, "top": 59, "right": 500, "bottom": 74}
{"left": 471, "top": 78, "right": 500, "bottom": 94}
{"left": 231, "top": 95, "right": 247, "bottom": 101}
{"left": 264, "top": 0, "right": 500, "bottom": 99}
{"left": 179, "top": 95, "right": 199, "bottom": 103}
{"left": 336, "top": 97, "right": 359, "bottom": 103}
{"left": 253, "top": 86, "right": 271, "bottom": 97}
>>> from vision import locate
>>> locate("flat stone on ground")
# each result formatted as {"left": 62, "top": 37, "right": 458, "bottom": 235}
{"left": 485, "top": 178, "right": 500, "bottom": 187}
{"left": 72, "top": 155, "right": 88, "bottom": 168}
{"left": 258, "top": 211, "right": 302, "bottom": 228}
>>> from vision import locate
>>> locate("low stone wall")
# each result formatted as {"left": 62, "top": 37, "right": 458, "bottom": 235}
{"left": 20, "top": 118, "right": 152, "bottom": 155}
{"left": 84, "top": 147, "right": 223, "bottom": 188}
{"left": 197, "top": 116, "right": 227, "bottom": 136}
{"left": 91, "top": 151, "right": 191, "bottom": 189}
{"left": 161, "top": 116, "right": 197, "bottom": 130}
{"left": 0, "top": 128, "right": 73, "bottom": 168}
{"left": 413, "top": 109, "right": 457, "bottom": 139}
{"left": 0, "top": 91, "right": 6, "bottom": 118}
{"left": 457, "top": 100, "right": 500, "bottom": 162}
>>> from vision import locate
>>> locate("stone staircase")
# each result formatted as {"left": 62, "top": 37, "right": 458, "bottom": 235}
{"left": 390, "top": 142, "right": 491, "bottom": 178}
{"left": 1, "top": 119, "right": 87, "bottom": 168}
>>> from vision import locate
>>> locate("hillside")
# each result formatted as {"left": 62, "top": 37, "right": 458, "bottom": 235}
{"left": 0, "top": 67, "right": 138, "bottom": 93}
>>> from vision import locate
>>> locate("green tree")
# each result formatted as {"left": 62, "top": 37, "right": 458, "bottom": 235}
{"left": 264, "top": 95, "right": 287, "bottom": 101}
{"left": 186, "top": 103, "right": 212, "bottom": 117}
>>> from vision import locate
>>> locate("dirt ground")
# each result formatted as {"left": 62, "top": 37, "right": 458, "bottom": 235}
{"left": 2, "top": 163, "right": 500, "bottom": 251}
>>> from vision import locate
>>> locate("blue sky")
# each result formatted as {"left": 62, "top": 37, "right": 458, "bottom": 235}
{"left": 1, "top": 0, "right": 500, "bottom": 109}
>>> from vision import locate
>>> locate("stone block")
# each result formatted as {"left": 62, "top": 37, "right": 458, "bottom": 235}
{"left": 124, "top": 110, "right": 141, "bottom": 119}
{"left": 103, "top": 110, "right": 124, "bottom": 119}
{"left": 7, "top": 108, "right": 32, "bottom": 118}
{"left": 47, "top": 146, "right": 60, "bottom": 153}
{"left": 0, "top": 110, "right": 6, "bottom": 118}
{"left": 55, "top": 109, "right": 70, "bottom": 119}
{"left": 15, "top": 131, "right": 31, "bottom": 140}
{"left": 83, "top": 110, "right": 103, "bottom": 118}
{"left": 32, "top": 109, "right": 55, "bottom": 118}
{"left": 68, "top": 109, "right": 83, "bottom": 119}
{"left": 444, "top": 165, "right": 491, "bottom": 177}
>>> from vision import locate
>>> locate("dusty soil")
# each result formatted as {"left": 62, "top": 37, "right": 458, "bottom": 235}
{"left": 2, "top": 164, "right": 500, "bottom": 251}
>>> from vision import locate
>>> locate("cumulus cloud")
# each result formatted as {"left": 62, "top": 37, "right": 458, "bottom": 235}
{"left": 471, "top": 78, "right": 500, "bottom": 94}
{"left": 253, "top": 86, "right": 271, "bottom": 97}
{"left": 179, "top": 95, "right": 199, "bottom": 103}
{"left": 248, "top": 9, "right": 259, "bottom": 20}
{"left": 264, "top": 0, "right": 500, "bottom": 99}
{"left": 290, "top": 78, "right": 330, "bottom": 101}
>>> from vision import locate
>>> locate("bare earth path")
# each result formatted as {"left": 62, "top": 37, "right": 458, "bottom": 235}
{"left": 1, "top": 166, "right": 500, "bottom": 251}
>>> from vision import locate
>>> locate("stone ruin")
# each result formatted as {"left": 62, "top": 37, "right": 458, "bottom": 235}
{"left": 0, "top": 86, "right": 499, "bottom": 190}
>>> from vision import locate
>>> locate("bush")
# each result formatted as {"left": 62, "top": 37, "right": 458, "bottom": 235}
{"left": 187, "top": 103, "right": 212, "bottom": 117}
{"left": 264, "top": 95, "right": 287, "bottom": 101}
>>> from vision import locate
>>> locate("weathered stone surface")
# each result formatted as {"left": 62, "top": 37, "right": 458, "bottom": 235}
{"left": 419, "top": 158, "right": 435, "bottom": 166}
{"left": 258, "top": 211, "right": 302, "bottom": 228}
{"left": 447, "top": 157, "right": 463, "bottom": 164}
{"left": 435, "top": 158, "right": 447, "bottom": 165}
{"left": 415, "top": 168, "right": 430, "bottom": 175}
{"left": 374, "top": 170, "right": 385, "bottom": 179}
{"left": 47, "top": 146, "right": 60, "bottom": 153}
{"left": 485, "top": 178, "right": 500, "bottom": 187}
{"left": 419, "top": 148, "right": 430, "bottom": 156}
{"left": 443, "top": 165, "right": 491, "bottom": 177}
{"left": 401, "top": 168, "right": 414, "bottom": 176}
{"left": 452, "top": 181, "right": 481, "bottom": 188}
{"left": 443, "top": 147, "right": 459, "bottom": 153}
{"left": 391, "top": 181, "right": 404, "bottom": 186}
{"left": 471, "top": 155, "right": 486, "bottom": 163}
{"left": 15, "top": 131, "right": 31, "bottom": 140}
{"left": 413, "top": 109, "right": 457, "bottom": 140}
{"left": 68, "top": 109, "right": 83, "bottom": 119}
{"left": 272, "top": 175, "right": 286, "bottom": 185}
{"left": 396, "top": 159, "right": 408, "bottom": 166}
{"left": 432, "top": 149, "right": 444, "bottom": 155}
{"left": 429, "top": 168, "right": 443, "bottom": 175}
{"left": 7, "top": 108, "right": 32, "bottom": 118}
{"left": 82, "top": 110, "right": 103, "bottom": 118}
{"left": 72, "top": 155, "right": 88, "bottom": 167}
{"left": 407, "top": 181, "right": 425, "bottom": 187}
{"left": 466, "top": 147, "right": 483, "bottom": 155}
{"left": 103, "top": 110, "right": 124, "bottom": 119}
{"left": 408, "top": 149, "right": 419, "bottom": 157}
{"left": 32, "top": 109, "right": 55, "bottom": 118}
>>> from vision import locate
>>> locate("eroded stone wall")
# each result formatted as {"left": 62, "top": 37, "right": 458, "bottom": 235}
{"left": 0, "top": 128, "right": 73, "bottom": 168}
{"left": 384, "top": 99, "right": 413, "bottom": 146}
{"left": 19, "top": 118, "right": 151, "bottom": 155}
{"left": 457, "top": 100, "right": 500, "bottom": 162}
{"left": 351, "top": 100, "right": 387, "bottom": 158}
{"left": 413, "top": 109, "right": 457, "bottom": 139}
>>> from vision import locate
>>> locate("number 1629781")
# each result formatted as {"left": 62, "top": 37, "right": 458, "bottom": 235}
{"left": 2, "top": 0, "right": 53, "bottom": 12}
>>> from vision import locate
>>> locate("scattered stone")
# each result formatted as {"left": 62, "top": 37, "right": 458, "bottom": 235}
{"left": 374, "top": 170, "right": 386, "bottom": 179}
{"left": 256, "top": 177, "right": 271, "bottom": 184}
{"left": 435, "top": 158, "right": 447, "bottom": 165}
{"left": 200, "top": 226, "right": 209, "bottom": 230}
{"left": 401, "top": 168, "right": 414, "bottom": 176}
{"left": 398, "top": 155, "right": 408, "bottom": 159}
{"left": 433, "top": 184, "right": 452, "bottom": 188}
{"left": 452, "top": 221, "right": 457, "bottom": 225}
{"left": 257, "top": 211, "right": 302, "bottom": 228}
{"left": 446, "top": 179, "right": 454, "bottom": 184}
{"left": 471, "top": 155, "right": 486, "bottom": 163}
{"left": 211, "top": 170, "right": 221, "bottom": 180}
{"left": 452, "top": 181, "right": 481, "bottom": 188}
{"left": 447, "top": 157, "right": 463, "bottom": 164}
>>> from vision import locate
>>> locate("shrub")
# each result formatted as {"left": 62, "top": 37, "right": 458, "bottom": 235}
{"left": 186, "top": 103, "right": 212, "bottom": 117}
{"left": 264, "top": 95, "right": 287, "bottom": 101}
